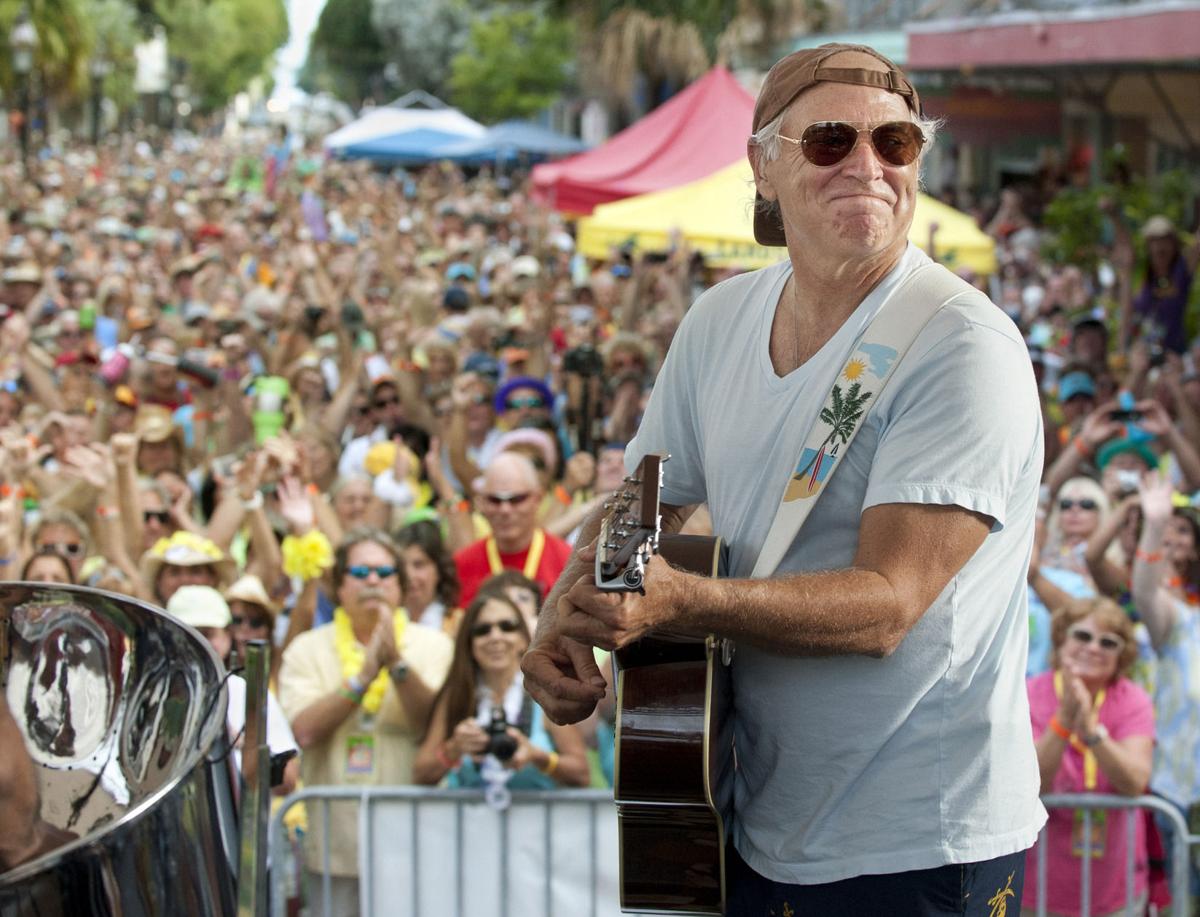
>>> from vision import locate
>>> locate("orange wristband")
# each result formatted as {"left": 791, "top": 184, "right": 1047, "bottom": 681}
{"left": 1074, "top": 437, "right": 1091, "bottom": 458}
{"left": 1048, "top": 715, "right": 1072, "bottom": 740}
{"left": 437, "top": 742, "right": 456, "bottom": 770}
{"left": 1136, "top": 548, "right": 1164, "bottom": 563}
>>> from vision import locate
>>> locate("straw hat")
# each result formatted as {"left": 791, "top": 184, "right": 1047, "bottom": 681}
{"left": 140, "top": 531, "right": 237, "bottom": 588}
{"left": 223, "top": 574, "right": 279, "bottom": 619}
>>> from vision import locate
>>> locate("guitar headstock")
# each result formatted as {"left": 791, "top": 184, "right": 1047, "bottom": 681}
{"left": 595, "top": 453, "right": 667, "bottom": 592}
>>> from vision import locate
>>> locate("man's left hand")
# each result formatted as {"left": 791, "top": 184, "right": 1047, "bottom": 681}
{"left": 557, "top": 550, "right": 682, "bottom": 651}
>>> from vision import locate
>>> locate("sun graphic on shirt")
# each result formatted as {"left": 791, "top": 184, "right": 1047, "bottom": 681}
{"left": 842, "top": 359, "right": 867, "bottom": 381}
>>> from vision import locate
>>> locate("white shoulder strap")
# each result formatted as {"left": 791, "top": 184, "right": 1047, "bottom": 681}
{"left": 749, "top": 261, "right": 978, "bottom": 579}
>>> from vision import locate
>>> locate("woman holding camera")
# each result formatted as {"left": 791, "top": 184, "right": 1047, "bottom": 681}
{"left": 413, "top": 592, "right": 589, "bottom": 788}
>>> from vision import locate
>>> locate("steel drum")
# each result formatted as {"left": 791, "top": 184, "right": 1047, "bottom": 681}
{"left": 0, "top": 583, "right": 238, "bottom": 916}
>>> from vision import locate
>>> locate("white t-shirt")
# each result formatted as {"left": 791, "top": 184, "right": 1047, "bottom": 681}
{"left": 627, "top": 245, "right": 1046, "bottom": 884}
{"left": 225, "top": 674, "right": 299, "bottom": 772}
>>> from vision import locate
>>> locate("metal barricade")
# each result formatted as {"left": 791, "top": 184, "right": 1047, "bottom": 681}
{"left": 1033, "top": 793, "right": 1195, "bottom": 917}
{"left": 271, "top": 788, "right": 1200, "bottom": 917}
{"left": 268, "top": 786, "right": 618, "bottom": 917}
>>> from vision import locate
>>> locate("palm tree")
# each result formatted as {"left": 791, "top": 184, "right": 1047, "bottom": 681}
{"left": 819, "top": 381, "right": 871, "bottom": 449}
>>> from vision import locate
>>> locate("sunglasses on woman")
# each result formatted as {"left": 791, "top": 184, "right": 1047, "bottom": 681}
{"left": 777, "top": 120, "right": 926, "bottom": 168}
{"left": 1067, "top": 626, "right": 1125, "bottom": 653}
{"left": 37, "top": 542, "right": 84, "bottom": 558}
{"left": 232, "top": 614, "right": 271, "bottom": 630}
{"left": 1059, "top": 498, "right": 1098, "bottom": 512}
{"left": 470, "top": 619, "right": 522, "bottom": 639}
{"left": 346, "top": 564, "right": 398, "bottom": 580}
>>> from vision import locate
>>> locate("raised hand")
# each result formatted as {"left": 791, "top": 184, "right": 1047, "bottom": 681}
{"left": 1138, "top": 469, "right": 1174, "bottom": 527}
{"left": 276, "top": 475, "right": 315, "bottom": 533}
{"left": 111, "top": 433, "right": 139, "bottom": 469}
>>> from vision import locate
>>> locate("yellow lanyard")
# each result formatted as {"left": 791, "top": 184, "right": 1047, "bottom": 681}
{"left": 485, "top": 528, "right": 545, "bottom": 581}
{"left": 1054, "top": 670, "right": 1107, "bottom": 790}
{"left": 333, "top": 606, "right": 408, "bottom": 715}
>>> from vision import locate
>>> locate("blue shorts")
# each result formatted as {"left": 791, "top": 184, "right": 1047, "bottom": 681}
{"left": 727, "top": 844, "right": 1028, "bottom": 917}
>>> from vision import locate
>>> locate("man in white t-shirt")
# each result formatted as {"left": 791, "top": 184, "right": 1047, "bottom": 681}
{"left": 524, "top": 43, "right": 1046, "bottom": 915}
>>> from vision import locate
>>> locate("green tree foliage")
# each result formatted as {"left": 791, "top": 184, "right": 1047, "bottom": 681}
{"left": 448, "top": 8, "right": 573, "bottom": 122}
{"left": 0, "top": 0, "right": 91, "bottom": 99}
{"left": 153, "top": 0, "right": 288, "bottom": 110}
{"left": 369, "top": 0, "right": 473, "bottom": 101}
{"left": 1042, "top": 168, "right": 1199, "bottom": 270}
{"left": 299, "top": 0, "right": 388, "bottom": 107}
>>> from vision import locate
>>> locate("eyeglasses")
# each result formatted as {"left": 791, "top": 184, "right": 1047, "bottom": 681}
{"left": 373, "top": 397, "right": 400, "bottom": 410}
{"left": 1067, "top": 626, "right": 1125, "bottom": 654}
{"left": 37, "top": 542, "right": 84, "bottom": 558}
{"left": 505, "top": 396, "right": 545, "bottom": 410}
{"left": 777, "top": 120, "right": 926, "bottom": 168}
{"left": 468, "top": 394, "right": 490, "bottom": 406}
{"left": 144, "top": 510, "right": 171, "bottom": 525}
{"left": 1059, "top": 498, "right": 1099, "bottom": 512}
{"left": 483, "top": 492, "right": 532, "bottom": 507}
{"left": 470, "top": 619, "right": 522, "bottom": 639}
{"left": 232, "top": 614, "right": 271, "bottom": 630}
{"left": 346, "top": 564, "right": 399, "bottom": 580}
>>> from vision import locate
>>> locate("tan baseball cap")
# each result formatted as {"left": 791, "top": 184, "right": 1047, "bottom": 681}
{"left": 751, "top": 43, "right": 921, "bottom": 247}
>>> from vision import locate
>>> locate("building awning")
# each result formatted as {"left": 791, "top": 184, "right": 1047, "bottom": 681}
{"left": 908, "top": 1, "right": 1200, "bottom": 71}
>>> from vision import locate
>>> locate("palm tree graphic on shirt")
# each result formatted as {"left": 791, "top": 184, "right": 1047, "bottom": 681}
{"left": 786, "top": 379, "right": 872, "bottom": 501}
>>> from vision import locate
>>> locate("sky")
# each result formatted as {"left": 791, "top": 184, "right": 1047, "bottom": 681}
{"left": 272, "top": 0, "right": 328, "bottom": 97}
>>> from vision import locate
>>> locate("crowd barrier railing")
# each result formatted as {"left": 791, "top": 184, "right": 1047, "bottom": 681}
{"left": 1034, "top": 793, "right": 1194, "bottom": 917}
{"left": 269, "top": 787, "right": 1199, "bottom": 917}
{"left": 268, "top": 786, "right": 620, "bottom": 917}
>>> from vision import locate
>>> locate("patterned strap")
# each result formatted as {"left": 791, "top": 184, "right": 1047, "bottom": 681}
{"left": 750, "top": 262, "right": 976, "bottom": 579}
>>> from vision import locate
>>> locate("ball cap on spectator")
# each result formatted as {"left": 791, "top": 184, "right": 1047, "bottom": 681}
{"left": 224, "top": 573, "right": 279, "bottom": 618}
{"left": 750, "top": 43, "right": 921, "bottom": 247}
{"left": 167, "top": 585, "right": 232, "bottom": 630}
{"left": 1057, "top": 371, "right": 1096, "bottom": 403}
{"left": 1096, "top": 437, "right": 1158, "bottom": 472}
{"left": 511, "top": 255, "right": 541, "bottom": 278}
{"left": 135, "top": 405, "right": 185, "bottom": 447}
{"left": 142, "top": 531, "right": 236, "bottom": 588}
{"left": 1142, "top": 215, "right": 1177, "bottom": 239}
{"left": 495, "top": 376, "right": 554, "bottom": 413}
{"left": 2, "top": 262, "right": 41, "bottom": 285}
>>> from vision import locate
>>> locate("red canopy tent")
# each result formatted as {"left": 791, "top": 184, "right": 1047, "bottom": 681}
{"left": 532, "top": 67, "right": 755, "bottom": 216}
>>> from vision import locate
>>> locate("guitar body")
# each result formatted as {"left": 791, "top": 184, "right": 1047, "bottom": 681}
{"left": 614, "top": 533, "right": 733, "bottom": 915}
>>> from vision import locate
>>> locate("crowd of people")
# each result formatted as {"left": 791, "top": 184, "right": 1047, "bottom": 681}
{"left": 0, "top": 115, "right": 1196, "bottom": 915}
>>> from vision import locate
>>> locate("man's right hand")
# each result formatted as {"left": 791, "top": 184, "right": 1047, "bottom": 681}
{"left": 521, "top": 631, "right": 607, "bottom": 725}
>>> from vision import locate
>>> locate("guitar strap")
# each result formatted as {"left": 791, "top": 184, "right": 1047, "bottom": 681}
{"left": 750, "top": 260, "right": 979, "bottom": 579}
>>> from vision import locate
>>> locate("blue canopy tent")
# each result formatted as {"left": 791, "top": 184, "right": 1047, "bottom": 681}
{"left": 336, "top": 126, "right": 482, "bottom": 165}
{"left": 325, "top": 101, "right": 485, "bottom": 165}
{"left": 437, "top": 120, "right": 588, "bottom": 165}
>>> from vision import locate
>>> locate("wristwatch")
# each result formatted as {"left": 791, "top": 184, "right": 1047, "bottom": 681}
{"left": 1082, "top": 724, "right": 1109, "bottom": 748}
{"left": 389, "top": 660, "right": 410, "bottom": 683}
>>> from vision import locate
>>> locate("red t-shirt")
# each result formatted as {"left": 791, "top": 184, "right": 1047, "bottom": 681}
{"left": 454, "top": 530, "right": 572, "bottom": 607}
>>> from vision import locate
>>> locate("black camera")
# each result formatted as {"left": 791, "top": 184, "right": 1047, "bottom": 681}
{"left": 302, "top": 305, "right": 325, "bottom": 330}
{"left": 562, "top": 344, "right": 604, "bottom": 377}
{"left": 484, "top": 707, "right": 518, "bottom": 761}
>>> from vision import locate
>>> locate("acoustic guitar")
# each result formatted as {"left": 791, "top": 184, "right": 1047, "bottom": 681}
{"left": 596, "top": 453, "right": 734, "bottom": 915}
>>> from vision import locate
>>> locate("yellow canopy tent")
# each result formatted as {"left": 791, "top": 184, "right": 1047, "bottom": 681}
{"left": 576, "top": 161, "right": 996, "bottom": 275}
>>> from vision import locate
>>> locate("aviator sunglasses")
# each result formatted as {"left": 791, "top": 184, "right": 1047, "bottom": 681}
{"left": 1059, "top": 498, "right": 1098, "bottom": 512}
{"left": 1067, "top": 625, "right": 1125, "bottom": 654}
{"left": 777, "top": 120, "right": 926, "bottom": 168}
{"left": 470, "top": 619, "right": 522, "bottom": 639}
{"left": 346, "top": 564, "right": 399, "bottom": 580}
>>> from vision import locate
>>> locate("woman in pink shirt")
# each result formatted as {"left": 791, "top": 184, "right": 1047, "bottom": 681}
{"left": 1023, "top": 596, "right": 1155, "bottom": 916}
